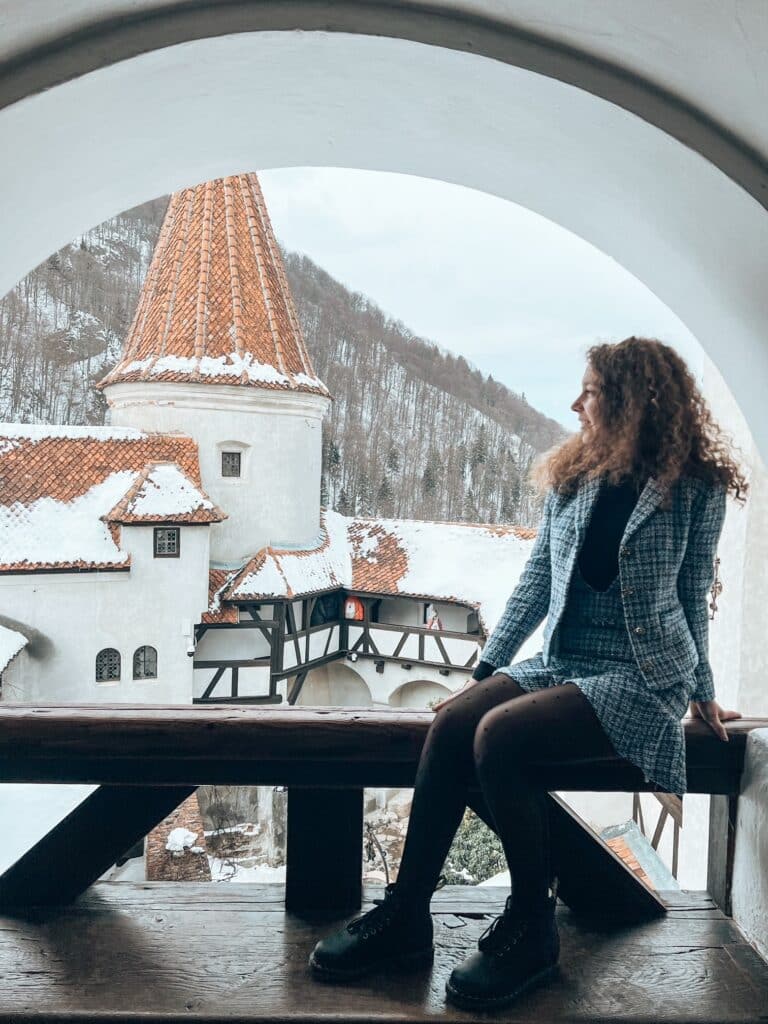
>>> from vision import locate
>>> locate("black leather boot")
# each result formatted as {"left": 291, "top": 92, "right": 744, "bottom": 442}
{"left": 309, "top": 883, "right": 434, "bottom": 981}
{"left": 445, "top": 892, "right": 559, "bottom": 1010}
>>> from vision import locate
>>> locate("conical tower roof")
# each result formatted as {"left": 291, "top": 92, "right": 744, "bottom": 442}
{"left": 99, "top": 173, "right": 329, "bottom": 397}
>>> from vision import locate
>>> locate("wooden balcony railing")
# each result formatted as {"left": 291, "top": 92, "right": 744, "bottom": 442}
{"left": 0, "top": 704, "right": 763, "bottom": 922}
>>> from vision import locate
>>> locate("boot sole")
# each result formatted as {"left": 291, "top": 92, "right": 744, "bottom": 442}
{"left": 309, "top": 945, "right": 434, "bottom": 982}
{"left": 445, "top": 961, "right": 557, "bottom": 1010}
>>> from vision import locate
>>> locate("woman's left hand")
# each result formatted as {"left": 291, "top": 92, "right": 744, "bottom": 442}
{"left": 689, "top": 699, "right": 742, "bottom": 741}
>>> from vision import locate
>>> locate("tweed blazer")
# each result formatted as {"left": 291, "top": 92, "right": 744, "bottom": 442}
{"left": 482, "top": 475, "right": 727, "bottom": 703}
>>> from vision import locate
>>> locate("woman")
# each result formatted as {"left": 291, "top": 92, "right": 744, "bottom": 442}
{"left": 309, "top": 337, "right": 747, "bottom": 1011}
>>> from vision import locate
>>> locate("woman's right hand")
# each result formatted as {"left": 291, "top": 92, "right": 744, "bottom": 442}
{"left": 432, "top": 678, "right": 477, "bottom": 712}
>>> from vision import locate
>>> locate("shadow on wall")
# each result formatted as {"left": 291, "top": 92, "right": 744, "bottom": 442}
{"left": 295, "top": 663, "right": 373, "bottom": 706}
{"left": 389, "top": 680, "right": 451, "bottom": 709}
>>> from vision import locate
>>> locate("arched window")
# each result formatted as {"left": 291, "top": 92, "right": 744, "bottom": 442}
{"left": 133, "top": 646, "right": 158, "bottom": 680}
{"left": 95, "top": 648, "right": 120, "bottom": 682}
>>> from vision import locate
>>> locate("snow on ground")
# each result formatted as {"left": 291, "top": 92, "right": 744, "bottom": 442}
{"left": 208, "top": 857, "right": 286, "bottom": 883}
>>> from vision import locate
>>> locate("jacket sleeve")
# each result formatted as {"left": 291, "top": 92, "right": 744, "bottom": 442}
{"left": 676, "top": 482, "right": 727, "bottom": 703}
{"left": 480, "top": 489, "right": 555, "bottom": 670}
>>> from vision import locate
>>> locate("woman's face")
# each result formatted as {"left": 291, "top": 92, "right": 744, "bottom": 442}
{"left": 571, "top": 364, "right": 602, "bottom": 435}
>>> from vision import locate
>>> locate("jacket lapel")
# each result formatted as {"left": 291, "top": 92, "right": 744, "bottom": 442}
{"left": 621, "top": 476, "right": 665, "bottom": 544}
{"left": 571, "top": 474, "right": 664, "bottom": 545}
{"left": 572, "top": 475, "right": 602, "bottom": 539}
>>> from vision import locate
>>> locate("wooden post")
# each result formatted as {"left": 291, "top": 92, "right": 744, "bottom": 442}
{"left": 286, "top": 787, "right": 363, "bottom": 918}
{"left": 708, "top": 793, "right": 739, "bottom": 915}
{"left": 0, "top": 785, "right": 194, "bottom": 908}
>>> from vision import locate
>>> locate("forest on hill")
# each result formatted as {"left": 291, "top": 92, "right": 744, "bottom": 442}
{"left": 0, "top": 198, "right": 566, "bottom": 527}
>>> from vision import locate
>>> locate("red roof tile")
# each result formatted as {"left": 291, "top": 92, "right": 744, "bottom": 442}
{"left": 99, "top": 174, "right": 329, "bottom": 397}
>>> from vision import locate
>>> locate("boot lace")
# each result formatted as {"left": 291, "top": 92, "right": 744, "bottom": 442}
{"left": 346, "top": 883, "right": 401, "bottom": 940}
{"left": 477, "top": 898, "right": 528, "bottom": 957}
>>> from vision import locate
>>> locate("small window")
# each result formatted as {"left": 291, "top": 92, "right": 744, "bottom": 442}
{"left": 96, "top": 648, "right": 121, "bottom": 682}
{"left": 133, "top": 645, "right": 158, "bottom": 679}
{"left": 221, "top": 451, "right": 241, "bottom": 477}
{"left": 154, "top": 527, "right": 180, "bottom": 557}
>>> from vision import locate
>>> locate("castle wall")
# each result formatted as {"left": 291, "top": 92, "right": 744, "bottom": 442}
{"left": 1, "top": 524, "right": 209, "bottom": 704}
{"left": 105, "top": 382, "right": 330, "bottom": 565}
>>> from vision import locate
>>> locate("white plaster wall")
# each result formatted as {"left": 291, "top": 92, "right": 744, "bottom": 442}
{"left": 1, "top": 525, "right": 210, "bottom": 703}
{"left": 376, "top": 598, "right": 470, "bottom": 632}
{"left": 700, "top": 351, "right": 768, "bottom": 717}
{"left": 1, "top": 30, "right": 767, "bottom": 463}
{"left": 295, "top": 663, "right": 373, "bottom": 706}
{"left": 732, "top": 730, "right": 768, "bottom": 959}
{"left": 389, "top": 679, "right": 452, "bottom": 708}
{"left": 106, "top": 382, "right": 330, "bottom": 564}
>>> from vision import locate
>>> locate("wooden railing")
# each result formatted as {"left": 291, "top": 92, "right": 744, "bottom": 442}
{"left": 0, "top": 705, "right": 763, "bottom": 920}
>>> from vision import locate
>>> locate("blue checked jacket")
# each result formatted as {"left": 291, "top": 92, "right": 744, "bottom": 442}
{"left": 482, "top": 475, "right": 727, "bottom": 702}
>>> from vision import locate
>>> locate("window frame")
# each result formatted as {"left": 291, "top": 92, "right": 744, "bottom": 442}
{"left": 153, "top": 526, "right": 181, "bottom": 558}
{"left": 95, "top": 647, "right": 121, "bottom": 683}
{"left": 133, "top": 645, "right": 158, "bottom": 680}
{"left": 221, "top": 450, "right": 242, "bottom": 478}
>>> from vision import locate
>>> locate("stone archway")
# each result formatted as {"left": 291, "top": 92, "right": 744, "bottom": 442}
{"left": 0, "top": 9, "right": 766, "bottom": 455}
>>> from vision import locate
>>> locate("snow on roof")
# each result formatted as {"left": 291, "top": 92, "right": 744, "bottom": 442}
{"left": 104, "top": 462, "right": 226, "bottom": 524}
{"left": 224, "top": 509, "right": 537, "bottom": 635}
{"left": 100, "top": 174, "right": 330, "bottom": 399}
{"left": 201, "top": 569, "right": 240, "bottom": 623}
{"left": 0, "top": 425, "right": 213, "bottom": 571}
{"left": 0, "top": 624, "right": 27, "bottom": 673}
{"left": 228, "top": 510, "right": 351, "bottom": 601}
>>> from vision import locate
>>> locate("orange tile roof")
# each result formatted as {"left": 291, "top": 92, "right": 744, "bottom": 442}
{"left": 202, "top": 568, "right": 240, "bottom": 623}
{"left": 221, "top": 511, "right": 536, "bottom": 622}
{"left": 0, "top": 425, "right": 209, "bottom": 572}
{"left": 604, "top": 835, "right": 656, "bottom": 890}
{"left": 99, "top": 173, "right": 329, "bottom": 398}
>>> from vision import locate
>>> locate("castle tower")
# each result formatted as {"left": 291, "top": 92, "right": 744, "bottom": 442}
{"left": 100, "top": 173, "right": 331, "bottom": 565}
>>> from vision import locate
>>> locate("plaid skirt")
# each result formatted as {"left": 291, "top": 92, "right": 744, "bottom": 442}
{"left": 497, "top": 564, "right": 689, "bottom": 796}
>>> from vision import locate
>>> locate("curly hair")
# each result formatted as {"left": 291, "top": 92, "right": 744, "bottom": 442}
{"left": 534, "top": 337, "right": 749, "bottom": 504}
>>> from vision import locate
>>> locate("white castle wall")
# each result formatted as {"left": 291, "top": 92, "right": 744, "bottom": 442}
{"left": 1, "top": 524, "right": 210, "bottom": 704}
{"left": 105, "top": 381, "right": 331, "bottom": 565}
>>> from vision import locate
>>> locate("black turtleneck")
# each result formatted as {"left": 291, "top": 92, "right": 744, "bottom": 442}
{"left": 577, "top": 478, "right": 644, "bottom": 591}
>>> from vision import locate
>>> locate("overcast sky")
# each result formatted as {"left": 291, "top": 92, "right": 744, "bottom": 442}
{"left": 259, "top": 167, "right": 705, "bottom": 431}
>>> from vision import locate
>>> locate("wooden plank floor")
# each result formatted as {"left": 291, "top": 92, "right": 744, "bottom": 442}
{"left": 0, "top": 884, "right": 766, "bottom": 1022}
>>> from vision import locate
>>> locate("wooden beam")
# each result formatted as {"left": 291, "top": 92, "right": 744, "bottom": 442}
{"left": 200, "top": 666, "right": 226, "bottom": 700}
{"left": 0, "top": 785, "right": 194, "bottom": 908}
{"left": 0, "top": 707, "right": 760, "bottom": 794}
{"left": 286, "top": 787, "right": 363, "bottom": 917}
{"left": 547, "top": 794, "right": 666, "bottom": 920}
{"left": 708, "top": 793, "right": 739, "bottom": 915}
{"left": 287, "top": 670, "right": 308, "bottom": 706}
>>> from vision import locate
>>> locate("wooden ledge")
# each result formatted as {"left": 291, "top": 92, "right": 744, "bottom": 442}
{"left": 0, "top": 704, "right": 764, "bottom": 793}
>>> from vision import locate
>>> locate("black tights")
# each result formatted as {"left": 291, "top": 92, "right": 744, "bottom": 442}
{"left": 395, "top": 673, "right": 618, "bottom": 912}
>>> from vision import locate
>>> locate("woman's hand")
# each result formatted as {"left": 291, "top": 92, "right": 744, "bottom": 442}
{"left": 432, "top": 678, "right": 477, "bottom": 712}
{"left": 689, "top": 699, "right": 742, "bottom": 741}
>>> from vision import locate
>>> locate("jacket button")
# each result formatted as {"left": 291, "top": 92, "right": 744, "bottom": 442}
{"left": 640, "top": 660, "right": 653, "bottom": 671}
{"left": 621, "top": 586, "right": 635, "bottom": 597}
{"left": 633, "top": 626, "right": 646, "bottom": 636}
{"left": 620, "top": 546, "right": 632, "bottom": 557}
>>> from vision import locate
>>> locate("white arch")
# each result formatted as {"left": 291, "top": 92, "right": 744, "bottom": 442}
{"left": 389, "top": 680, "right": 452, "bottom": 709}
{"left": 0, "top": 24, "right": 767, "bottom": 454}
